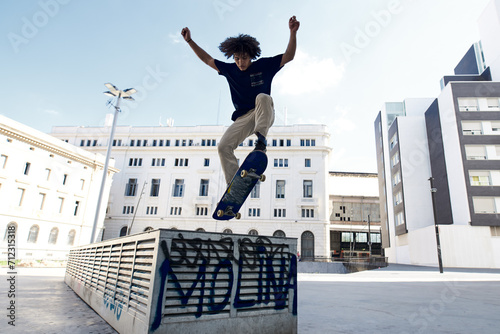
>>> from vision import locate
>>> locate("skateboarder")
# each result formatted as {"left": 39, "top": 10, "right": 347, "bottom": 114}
{"left": 181, "top": 16, "right": 300, "bottom": 184}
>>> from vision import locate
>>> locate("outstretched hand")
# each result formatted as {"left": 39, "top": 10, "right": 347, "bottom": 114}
{"left": 181, "top": 27, "right": 191, "bottom": 42}
{"left": 289, "top": 16, "right": 300, "bottom": 33}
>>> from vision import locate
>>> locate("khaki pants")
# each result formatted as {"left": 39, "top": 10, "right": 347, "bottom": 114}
{"left": 218, "top": 93, "right": 275, "bottom": 184}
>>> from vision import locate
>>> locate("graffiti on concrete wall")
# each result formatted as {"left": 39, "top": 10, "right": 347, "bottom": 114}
{"left": 103, "top": 294, "right": 124, "bottom": 321}
{"left": 151, "top": 233, "right": 297, "bottom": 331}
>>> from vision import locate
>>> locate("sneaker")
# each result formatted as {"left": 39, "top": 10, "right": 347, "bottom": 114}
{"left": 254, "top": 139, "right": 267, "bottom": 152}
{"left": 254, "top": 132, "right": 267, "bottom": 152}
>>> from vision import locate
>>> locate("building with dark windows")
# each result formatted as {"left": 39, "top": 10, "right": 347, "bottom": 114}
{"left": 374, "top": 0, "right": 500, "bottom": 268}
{"left": 50, "top": 123, "right": 332, "bottom": 259}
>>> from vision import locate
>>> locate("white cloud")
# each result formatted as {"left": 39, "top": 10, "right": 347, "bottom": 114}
{"left": 169, "top": 33, "right": 182, "bottom": 44}
{"left": 43, "top": 109, "right": 59, "bottom": 115}
{"left": 274, "top": 49, "right": 345, "bottom": 95}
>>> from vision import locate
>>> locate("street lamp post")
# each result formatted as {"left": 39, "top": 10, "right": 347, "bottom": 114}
{"left": 90, "top": 83, "right": 136, "bottom": 243}
{"left": 429, "top": 177, "right": 444, "bottom": 274}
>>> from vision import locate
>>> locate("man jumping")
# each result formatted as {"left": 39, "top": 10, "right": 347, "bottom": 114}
{"left": 181, "top": 16, "right": 300, "bottom": 184}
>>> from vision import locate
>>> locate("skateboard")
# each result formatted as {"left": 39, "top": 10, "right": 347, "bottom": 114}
{"left": 213, "top": 150, "right": 267, "bottom": 220}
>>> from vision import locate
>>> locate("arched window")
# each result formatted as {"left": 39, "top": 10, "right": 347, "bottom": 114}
{"left": 27, "top": 225, "right": 39, "bottom": 243}
{"left": 119, "top": 226, "right": 128, "bottom": 237}
{"left": 3, "top": 222, "right": 17, "bottom": 241}
{"left": 248, "top": 229, "right": 259, "bottom": 236}
{"left": 301, "top": 231, "right": 315, "bottom": 261}
{"left": 273, "top": 230, "right": 286, "bottom": 238}
{"left": 169, "top": 227, "right": 178, "bottom": 230}
{"left": 222, "top": 228, "right": 233, "bottom": 234}
{"left": 144, "top": 227, "right": 154, "bottom": 232}
{"left": 196, "top": 228, "right": 205, "bottom": 232}
{"left": 67, "top": 229, "right": 76, "bottom": 246}
{"left": 48, "top": 228, "right": 59, "bottom": 244}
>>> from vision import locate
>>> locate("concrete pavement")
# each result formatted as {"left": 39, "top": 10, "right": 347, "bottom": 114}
{"left": 2, "top": 265, "right": 500, "bottom": 333}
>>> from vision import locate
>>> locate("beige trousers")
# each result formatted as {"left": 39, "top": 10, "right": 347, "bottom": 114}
{"left": 218, "top": 93, "right": 275, "bottom": 184}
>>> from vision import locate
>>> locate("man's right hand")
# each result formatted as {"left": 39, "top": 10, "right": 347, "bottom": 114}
{"left": 181, "top": 27, "right": 191, "bottom": 42}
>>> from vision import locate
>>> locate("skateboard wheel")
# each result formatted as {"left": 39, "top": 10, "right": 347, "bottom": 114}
{"left": 260, "top": 174, "right": 266, "bottom": 182}
{"left": 235, "top": 212, "right": 241, "bottom": 219}
{"left": 217, "top": 210, "right": 224, "bottom": 217}
{"left": 241, "top": 170, "right": 248, "bottom": 178}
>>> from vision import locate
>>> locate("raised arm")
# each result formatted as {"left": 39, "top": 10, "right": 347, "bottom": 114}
{"left": 181, "top": 27, "right": 219, "bottom": 72}
{"left": 280, "top": 16, "right": 300, "bottom": 67}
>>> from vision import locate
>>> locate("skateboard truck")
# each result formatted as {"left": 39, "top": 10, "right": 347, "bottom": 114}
{"left": 240, "top": 168, "right": 266, "bottom": 182}
{"left": 217, "top": 206, "right": 241, "bottom": 219}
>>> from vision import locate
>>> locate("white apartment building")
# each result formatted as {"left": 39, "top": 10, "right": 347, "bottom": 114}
{"left": 0, "top": 115, "right": 116, "bottom": 261}
{"left": 373, "top": 1, "right": 500, "bottom": 268}
{"left": 50, "top": 123, "right": 332, "bottom": 259}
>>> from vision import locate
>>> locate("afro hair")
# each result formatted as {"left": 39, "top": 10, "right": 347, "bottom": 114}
{"left": 218, "top": 34, "right": 261, "bottom": 60}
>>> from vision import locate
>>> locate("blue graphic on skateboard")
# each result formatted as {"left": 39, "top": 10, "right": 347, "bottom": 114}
{"left": 213, "top": 150, "right": 267, "bottom": 220}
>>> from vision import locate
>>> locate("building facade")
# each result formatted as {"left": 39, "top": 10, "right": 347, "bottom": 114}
{"left": 329, "top": 172, "right": 382, "bottom": 258}
{"left": 374, "top": 1, "right": 500, "bottom": 268}
{"left": 0, "top": 115, "right": 116, "bottom": 262}
{"left": 50, "top": 123, "right": 332, "bottom": 259}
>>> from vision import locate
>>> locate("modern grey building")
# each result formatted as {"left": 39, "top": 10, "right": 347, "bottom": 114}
{"left": 374, "top": 0, "right": 500, "bottom": 268}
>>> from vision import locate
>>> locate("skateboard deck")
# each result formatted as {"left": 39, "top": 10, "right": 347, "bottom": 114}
{"left": 213, "top": 150, "right": 267, "bottom": 220}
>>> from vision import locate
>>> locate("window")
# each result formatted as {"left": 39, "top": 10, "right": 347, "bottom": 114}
{"left": 174, "top": 158, "right": 189, "bottom": 167}
{"left": 248, "top": 229, "right": 259, "bottom": 235}
{"left": 389, "top": 133, "right": 398, "bottom": 150}
{"left": 27, "top": 225, "right": 39, "bottom": 243}
{"left": 196, "top": 206, "right": 208, "bottom": 216}
{"left": 58, "top": 197, "right": 64, "bottom": 213}
{"left": 462, "top": 121, "right": 483, "bottom": 135}
{"left": 248, "top": 208, "right": 261, "bottom": 217}
{"left": 17, "top": 188, "right": 25, "bottom": 206}
{"left": 274, "top": 208, "right": 286, "bottom": 217}
{"left": 151, "top": 158, "right": 166, "bottom": 167}
{"left": 120, "top": 226, "right": 128, "bottom": 237}
{"left": 150, "top": 179, "right": 161, "bottom": 197}
{"left": 1, "top": 155, "right": 7, "bottom": 169}
{"left": 122, "top": 206, "right": 134, "bottom": 214}
{"left": 287, "top": 139, "right": 291, "bottom": 146}
{"left": 341, "top": 232, "right": 353, "bottom": 242}
{"left": 152, "top": 140, "right": 157, "bottom": 147}
{"left": 38, "top": 193, "right": 46, "bottom": 210}
{"left": 48, "top": 228, "right": 59, "bottom": 244}
{"left": 469, "top": 171, "right": 492, "bottom": 186}
{"left": 173, "top": 179, "right": 184, "bottom": 197}
{"left": 67, "top": 230, "right": 76, "bottom": 246}
{"left": 273, "top": 230, "right": 286, "bottom": 237}
{"left": 487, "top": 97, "right": 500, "bottom": 110}
{"left": 394, "top": 191, "right": 403, "bottom": 206}
{"left": 458, "top": 98, "right": 478, "bottom": 111}
{"left": 465, "top": 146, "right": 487, "bottom": 160}
{"left": 137, "top": 139, "right": 141, "bottom": 147}
{"left": 204, "top": 158, "right": 210, "bottom": 167}
{"left": 356, "top": 233, "right": 368, "bottom": 243}
{"left": 223, "top": 229, "right": 233, "bottom": 234}
{"left": 251, "top": 182, "right": 260, "bottom": 198}
{"left": 301, "top": 208, "right": 315, "bottom": 218}
{"left": 74, "top": 201, "right": 80, "bottom": 216}
{"left": 395, "top": 211, "right": 405, "bottom": 226}
{"left": 62, "top": 174, "right": 68, "bottom": 185}
{"left": 159, "top": 140, "right": 164, "bottom": 147}
{"left": 303, "top": 180, "right": 313, "bottom": 198}
{"left": 130, "top": 139, "right": 135, "bottom": 146}
{"left": 24, "top": 162, "right": 31, "bottom": 175}
{"left": 305, "top": 159, "right": 311, "bottom": 167}
{"left": 391, "top": 152, "right": 400, "bottom": 167}
{"left": 129, "top": 158, "right": 143, "bottom": 166}
{"left": 276, "top": 180, "right": 285, "bottom": 199}
{"left": 125, "top": 178, "right": 138, "bottom": 196}
{"left": 472, "top": 197, "right": 498, "bottom": 214}
{"left": 170, "top": 206, "right": 182, "bottom": 215}
{"left": 392, "top": 172, "right": 401, "bottom": 187}
{"left": 274, "top": 158, "right": 288, "bottom": 168}
{"left": 112, "top": 139, "right": 122, "bottom": 146}
{"left": 146, "top": 206, "right": 158, "bottom": 215}
{"left": 199, "top": 179, "right": 209, "bottom": 196}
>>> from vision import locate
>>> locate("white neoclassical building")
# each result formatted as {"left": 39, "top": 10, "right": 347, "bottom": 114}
{"left": 0, "top": 115, "right": 116, "bottom": 261}
{"left": 50, "top": 122, "right": 332, "bottom": 259}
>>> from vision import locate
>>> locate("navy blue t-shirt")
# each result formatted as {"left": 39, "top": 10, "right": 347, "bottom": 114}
{"left": 215, "top": 54, "right": 283, "bottom": 121}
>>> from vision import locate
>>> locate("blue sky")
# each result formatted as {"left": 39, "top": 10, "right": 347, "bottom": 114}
{"left": 0, "top": 0, "right": 491, "bottom": 172}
